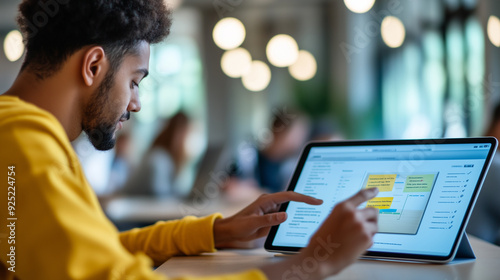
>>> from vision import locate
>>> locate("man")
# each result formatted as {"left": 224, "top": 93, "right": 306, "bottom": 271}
{"left": 0, "top": 1, "right": 378, "bottom": 279}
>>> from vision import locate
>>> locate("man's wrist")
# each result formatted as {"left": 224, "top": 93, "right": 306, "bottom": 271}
{"left": 213, "top": 217, "right": 230, "bottom": 248}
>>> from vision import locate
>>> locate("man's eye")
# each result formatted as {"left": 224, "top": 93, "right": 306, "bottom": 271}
{"left": 132, "top": 81, "right": 139, "bottom": 88}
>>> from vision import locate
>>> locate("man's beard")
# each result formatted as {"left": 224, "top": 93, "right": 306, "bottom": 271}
{"left": 82, "top": 70, "right": 125, "bottom": 151}
{"left": 85, "top": 121, "right": 117, "bottom": 151}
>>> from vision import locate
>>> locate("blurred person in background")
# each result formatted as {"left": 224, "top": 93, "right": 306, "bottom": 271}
{"left": 309, "top": 116, "right": 345, "bottom": 142}
{"left": 228, "top": 108, "right": 311, "bottom": 195}
{"left": 107, "top": 132, "right": 133, "bottom": 194}
{"left": 467, "top": 103, "right": 500, "bottom": 245}
{"left": 123, "top": 112, "right": 192, "bottom": 198}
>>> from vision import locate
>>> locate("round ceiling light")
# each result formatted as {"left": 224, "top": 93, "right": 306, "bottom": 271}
{"left": 487, "top": 15, "right": 500, "bottom": 47}
{"left": 344, "top": 0, "right": 376, "bottom": 14}
{"left": 3, "top": 30, "right": 24, "bottom": 62}
{"left": 242, "top": 60, "right": 271, "bottom": 92}
{"left": 381, "top": 16, "right": 406, "bottom": 48}
{"left": 221, "top": 48, "right": 252, "bottom": 78}
{"left": 266, "top": 34, "right": 299, "bottom": 67}
{"left": 213, "top": 17, "right": 246, "bottom": 50}
{"left": 289, "top": 50, "right": 317, "bottom": 81}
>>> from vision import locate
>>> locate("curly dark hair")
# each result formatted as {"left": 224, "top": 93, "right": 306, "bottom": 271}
{"left": 17, "top": 0, "right": 172, "bottom": 79}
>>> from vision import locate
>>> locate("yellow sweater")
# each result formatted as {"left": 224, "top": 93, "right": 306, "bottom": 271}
{"left": 0, "top": 96, "right": 266, "bottom": 280}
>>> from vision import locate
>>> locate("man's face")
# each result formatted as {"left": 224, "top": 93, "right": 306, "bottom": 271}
{"left": 82, "top": 42, "right": 150, "bottom": 151}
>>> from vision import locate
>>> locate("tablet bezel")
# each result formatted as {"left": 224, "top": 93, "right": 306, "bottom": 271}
{"left": 264, "top": 137, "right": 497, "bottom": 263}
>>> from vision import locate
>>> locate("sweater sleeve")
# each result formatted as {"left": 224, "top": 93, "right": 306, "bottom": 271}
{"left": 119, "top": 214, "right": 223, "bottom": 265}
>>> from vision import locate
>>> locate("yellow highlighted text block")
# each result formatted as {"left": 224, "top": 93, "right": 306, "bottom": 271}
{"left": 365, "top": 174, "right": 396, "bottom": 192}
{"left": 366, "top": 197, "right": 394, "bottom": 209}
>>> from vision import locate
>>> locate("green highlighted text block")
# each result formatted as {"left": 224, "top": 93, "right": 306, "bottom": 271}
{"left": 403, "top": 174, "right": 435, "bottom": 192}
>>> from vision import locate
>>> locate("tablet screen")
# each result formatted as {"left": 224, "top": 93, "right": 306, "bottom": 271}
{"left": 265, "top": 138, "right": 497, "bottom": 262}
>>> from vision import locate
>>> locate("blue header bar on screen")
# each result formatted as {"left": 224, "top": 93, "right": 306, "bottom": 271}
{"left": 308, "top": 143, "right": 491, "bottom": 161}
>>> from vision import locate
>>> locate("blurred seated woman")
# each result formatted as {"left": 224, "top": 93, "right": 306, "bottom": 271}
{"left": 123, "top": 112, "right": 192, "bottom": 198}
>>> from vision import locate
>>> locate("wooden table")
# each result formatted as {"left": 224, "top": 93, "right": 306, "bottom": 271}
{"left": 156, "top": 236, "right": 500, "bottom": 279}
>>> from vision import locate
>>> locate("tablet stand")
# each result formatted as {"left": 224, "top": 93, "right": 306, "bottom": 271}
{"left": 450, "top": 233, "right": 476, "bottom": 263}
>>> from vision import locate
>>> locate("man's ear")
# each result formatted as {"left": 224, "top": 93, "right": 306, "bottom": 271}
{"left": 81, "top": 46, "right": 106, "bottom": 87}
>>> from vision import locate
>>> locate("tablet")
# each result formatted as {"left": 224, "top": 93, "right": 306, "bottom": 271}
{"left": 264, "top": 137, "right": 497, "bottom": 263}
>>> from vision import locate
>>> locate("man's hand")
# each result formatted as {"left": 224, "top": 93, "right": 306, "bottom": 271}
{"left": 213, "top": 191, "right": 323, "bottom": 248}
{"left": 305, "top": 187, "right": 379, "bottom": 275}
{"left": 260, "top": 188, "right": 379, "bottom": 280}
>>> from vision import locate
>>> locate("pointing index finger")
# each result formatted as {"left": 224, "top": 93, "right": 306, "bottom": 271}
{"left": 267, "top": 191, "right": 324, "bottom": 206}
{"left": 346, "top": 187, "right": 379, "bottom": 207}
{"left": 258, "top": 191, "right": 323, "bottom": 213}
